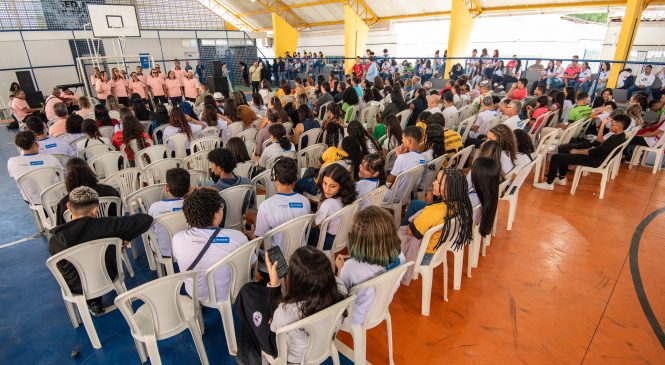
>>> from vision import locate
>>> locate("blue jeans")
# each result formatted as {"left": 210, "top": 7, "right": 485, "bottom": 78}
{"left": 547, "top": 77, "right": 564, "bottom": 89}
{"left": 307, "top": 227, "right": 335, "bottom": 250}
{"left": 627, "top": 85, "right": 652, "bottom": 99}
{"left": 295, "top": 177, "right": 319, "bottom": 195}
{"left": 401, "top": 200, "right": 430, "bottom": 226}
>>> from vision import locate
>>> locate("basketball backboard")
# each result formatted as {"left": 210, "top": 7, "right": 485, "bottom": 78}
{"left": 87, "top": 4, "right": 141, "bottom": 38}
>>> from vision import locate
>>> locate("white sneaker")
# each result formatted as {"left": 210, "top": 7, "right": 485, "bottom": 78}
{"left": 533, "top": 182, "right": 554, "bottom": 191}
{"left": 554, "top": 177, "right": 567, "bottom": 186}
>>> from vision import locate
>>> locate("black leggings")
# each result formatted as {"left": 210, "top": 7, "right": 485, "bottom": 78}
{"left": 152, "top": 95, "right": 167, "bottom": 106}
{"left": 251, "top": 81, "right": 260, "bottom": 94}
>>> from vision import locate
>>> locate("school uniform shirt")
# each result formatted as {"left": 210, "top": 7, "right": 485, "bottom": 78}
{"left": 500, "top": 151, "right": 515, "bottom": 175}
{"left": 321, "top": 146, "right": 348, "bottom": 165}
{"left": 470, "top": 110, "right": 498, "bottom": 138}
{"left": 183, "top": 78, "right": 199, "bottom": 99}
{"left": 577, "top": 69, "right": 592, "bottom": 83}
{"left": 254, "top": 192, "right": 311, "bottom": 252}
{"left": 355, "top": 178, "right": 379, "bottom": 198}
{"left": 387, "top": 151, "right": 427, "bottom": 203}
{"left": 172, "top": 227, "right": 248, "bottom": 302}
{"left": 112, "top": 79, "right": 128, "bottom": 98}
{"left": 163, "top": 124, "right": 203, "bottom": 149}
{"left": 129, "top": 80, "right": 147, "bottom": 99}
{"left": 148, "top": 198, "right": 184, "bottom": 257}
{"left": 37, "top": 136, "right": 74, "bottom": 156}
{"left": 147, "top": 76, "right": 165, "bottom": 97}
{"left": 258, "top": 142, "right": 295, "bottom": 168}
{"left": 382, "top": 135, "right": 400, "bottom": 152}
{"left": 10, "top": 97, "right": 31, "bottom": 123}
{"left": 94, "top": 80, "right": 112, "bottom": 100}
{"left": 442, "top": 105, "right": 458, "bottom": 126}
{"left": 7, "top": 153, "right": 62, "bottom": 203}
{"left": 409, "top": 202, "right": 447, "bottom": 254}
{"left": 645, "top": 122, "right": 665, "bottom": 147}
{"left": 165, "top": 79, "right": 182, "bottom": 97}
{"left": 58, "top": 133, "right": 84, "bottom": 146}
{"left": 315, "top": 197, "right": 343, "bottom": 235}
{"left": 339, "top": 253, "right": 405, "bottom": 325}
{"left": 503, "top": 115, "right": 525, "bottom": 131}
{"left": 215, "top": 119, "right": 232, "bottom": 144}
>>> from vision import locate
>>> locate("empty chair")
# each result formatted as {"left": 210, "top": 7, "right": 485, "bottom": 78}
{"left": 527, "top": 111, "right": 555, "bottom": 143}
{"left": 456, "top": 116, "right": 475, "bottom": 141}
{"left": 297, "top": 128, "right": 323, "bottom": 150}
{"left": 629, "top": 132, "right": 665, "bottom": 174}
{"left": 16, "top": 166, "right": 64, "bottom": 232}
{"left": 45, "top": 238, "right": 127, "bottom": 349}
{"left": 445, "top": 145, "right": 473, "bottom": 169}
{"left": 114, "top": 272, "right": 209, "bottom": 365}
{"left": 152, "top": 124, "right": 169, "bottom": 144}
{"left": 502, "top": 155, "right": 541, "bottom": 230}
{"left": 315, "top": 202, "right": 359, "bottom": 265}
{"left": 262, "top": 295, "right": 356, "bottom": 365}
{"left": 149, "top": 211, "right": 188, "bottom": 277}
{"left": 533, "top": 130, "right": 562, "bottom": 183}
{"left": 318, "top": 101, "right": 333, "bottom": 120}
{"left": 189, "top": 169, "right": 210, "bottom": 186}
{"left": 78, "top": 144, "right": 114, "bottom": 161}
{"left": 356, "top": 185, "right": 389, "bottom": 208}
{"left": 218, "top": 184, "right": 254, "bottom": 230}
{"left": 88, "top": 151, "right": 128, "bottom": 179}
{"left": 382, "top": 164, "right": 425, "bottom": 226}
{"left": 100, "top": 168, "right": 143, "bottom": 202}
{"left": 202, "top": 238, "right": 261, "bottom": 356}
{"left": 359, "top": 105, "right": 380, "bottom": 131}
{"left": 191, "top": 136, "right": 222, "bottom": 153}
{"left": 136, "top": 145, "right": 171, "bottom": 169}
{"left": 396, "top": 109, "right": 412, "bottom": 130}
{"left": 340, "top": 263, "right": 413, "bottom": 365}
{"left": 139, "top": 120, "right": 152, "bottom": 132}
{"left": 144, "top": 158, "right": 184, "bottom": 184}
{"left": 244, "top": 140, "right": 257, "bottom": 157}
{"left": 164, "top": 133, "right": 190, "bottom": 159}
{"left": 297, "top": 143, "right": 327, "bottom": 171}
{"left": 570, "top": 141, "right": 628, "bottom": 199}
{"left": 184, "top": 150, "right": 209, "bottom": 171}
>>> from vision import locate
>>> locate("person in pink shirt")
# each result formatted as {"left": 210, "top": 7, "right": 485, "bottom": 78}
{"left": 135, "top": 66, "right": 147, "bottom": 84}
{"left": 94, "top": 71, "right": 112, "bottom": 106}
{"left": 129, "top": 72, "right": 148, "bottom": 101}
{"left": 172, "top": 59, "right": 186, "bottom": 85}
{"left": 10, "top": 90, "right": 40, "bottom": 124}
{"left": 44, "top": 88, "right": 65, "bottom": 121}
{"left": 183, "top": 71, "right": 200, "bottom": 102}
{"left": 154, "top": 64, "right": 166, "bottom": 80}
{"left": 147, "top": 68, "right": 167, "bottom": 107}
{"left": 507, "top": 78, "right": 528, "bottom": 101}
{"left": 165, "top": 71, "right": 183, "bottom": 106}
{"left": 562, "top": 55, "right": 581, "bottom": 87}
{"left": 48, "top": 102, "right": 69, "bottom": 137}
{"left": 89, "top": 67, "right": 101, "bottom": 96}
{"left": 112, "top": 73, "right": 130, "bottom": 106}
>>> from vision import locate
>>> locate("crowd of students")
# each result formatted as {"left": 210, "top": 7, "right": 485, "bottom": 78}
{"left": 6, "top": 46, "right": 665, "bottom": 364}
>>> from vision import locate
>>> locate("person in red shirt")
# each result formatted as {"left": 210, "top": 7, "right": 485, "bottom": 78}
{"left": 352, "top": 56, "right": 364, "bottom": 80}
{"left": 507, "top": 78, "right": 528, "bottom": 101}
{"left": 562, "top": 55, "right": 581, "bottom": 87}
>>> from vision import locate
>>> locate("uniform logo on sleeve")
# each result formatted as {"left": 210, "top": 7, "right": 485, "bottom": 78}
{"left": 212, "top": 236, "right": 230, "bottom": 244}
{"left": 419, "top": 159, "right": 426, "bottom": 164}
{"left": 253, "top": 311, "right": 263, "bottom": 327}
{"left": 30, "top": 161, "right": 44, "bottom": 166}
{"left": 289, "top": 202, "right": 304, "bottom": 208}
{"left": 45, "top": 143, "right": 57, "bottom": 149}
{"left": 172, "top": 207, "right": 182, "bottom": 211}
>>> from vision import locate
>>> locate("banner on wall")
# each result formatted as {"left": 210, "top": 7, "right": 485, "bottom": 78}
{"left": 139, "top": 53, "right": 151, "bottom": 69}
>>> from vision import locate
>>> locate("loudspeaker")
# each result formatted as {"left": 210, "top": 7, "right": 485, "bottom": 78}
{"left": 16, "top": 71, "right": 36, "bottom": 94}
{"left": 25, "top": 91, "right": 44, "bottom": 108}
{"left": 212, "top": 61, "right": 224, "bottom": 77}
{"left": 207, "top": 76, "right": 229, "bottom": 98}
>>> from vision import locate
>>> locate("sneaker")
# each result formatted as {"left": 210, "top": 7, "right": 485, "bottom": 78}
{"left": 88, "top": 302, "right": 105, "bottom": 317}
{"left": 533, "top": 182, "right": 554, "bottom": 191}
{"left": 554, "top": 177, "right": 567, "bottom": 186}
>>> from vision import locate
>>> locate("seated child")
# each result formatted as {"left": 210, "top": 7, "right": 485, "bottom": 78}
{"left": 148, "top": 168, "right": 191, "bottom": 257}
{"left": 384, "top": 126, "right": 427, "bottom": 203}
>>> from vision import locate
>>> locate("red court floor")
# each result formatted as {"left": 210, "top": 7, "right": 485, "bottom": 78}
{"left": 339, "top": 164, "right": 665, "bottom": 364}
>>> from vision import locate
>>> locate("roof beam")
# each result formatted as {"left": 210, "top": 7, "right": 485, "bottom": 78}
{"left": 239, "top": 0, "right": 339, "bottom": 16}
{"left": 346, "top": 0, "right": 380, "bottom": 25}
{"left": 253, "top": 0, "right": 311, "bottom": 29}
{"left": 198, "top": 0, "right": 258, "bottom": 31}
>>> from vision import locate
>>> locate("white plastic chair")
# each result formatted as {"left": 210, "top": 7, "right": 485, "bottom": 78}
{"left": 16, "top": 166, "right": 64, "bottom": 232}
{"left": 527, "top": 111, "right": 555, "bottom": 143}
{"left": 99, "top": 126, "right": 115, "bottom": 141}
{"left": 261, "top": 214, "right": 315, "bottom": 264}
{"left": 383, "top": 164, "right": 425, "bottom": 226}
{"left": 45, "top": 238, "right": 127, "bottom": 349}
{"left": 244, "top": 140, "right": 257, "bottom": 156}
{"left": 78, "top": 144, "right": 114, "bottom": 160}
{"left": 359, "top": 105, "right": 380, "bottom": 131}
{"left": 340, "top": 263, "right": 413, "bottom": 365}
{"left": 501, "top": 155, "right": 540, "bottom": 230}
{"left": 40, "top": 181, "right": 67, "bottom": 231}
{"left": 418, "top": 153, "right": 448, "bottom": 191}
{"left": 139, "top": 120, "right": 152, "bottom": 132}
{"left": 100, "top": 167, "right": 143, "bottom": 203}
{"left": 445, "top": 145, "right": 474, "bottom": 169}
{"left": 136, "top": 145, "right": 171, "bottom": 169}
{"left": 165, "top": 133, "right": 190, "bottom": 159}
{"left": 384, "top": 147, "right": 398, "bottom": 172}
{"left": 114, "top": 272, "right": 209, "bottom": 365}
{"left": 125, "top": 184, "right": 166, "bottom": 271}
{"left": 456, "top": 116, "right": 474, "bottom": 142}
{"left": 183, "top": 150, "right": 208, "bottom": 171}
{"left": 318, "top": 101, "right": 333, "bottom": 120}
{"left": 570, "top": 141, "right": 628, "bottom": 199}
{"left": 88, "top": 151, "right": 128, "bottom": 179}
{"left": 151, "top": 124, "right": 169, "bottom": 144}
{"left": 412, "top": 219, "right": 465, "bottom": 315}
{"left": 297, "top": 127, "right": 323, "bottom": 150}
{"left": 297, "top": 143, "right": 327, "bottom": 172}
{"left": 458, "top": 104, "right": 474, "bottom": 122}
{"left": 149, "top": 211, "right": 188, "bottom": 277}
{"left": 237, "top": 127, "right": 257, "bottom": 142}
{"left": 227, "top": 121, "right": 244, "bottom": 137}
{"left": 189, "top": 169, "right": 210, "bottom": 186}
{"left": 356, "top": 185, "right": 389, "bottom": 208}
{"left": 191, "top": 136, "right": 222, "bottom": 153}
{"left": 266, "top": 151, "right": 296, "bottom": 170}
{"left": 316, "top": 202, "right": 358, "bottom": 265}
{"left": 196, "top": 126, "right": 220, "bottom": 138}
{"left": 396, "top": 109, "right": 412, "bottom": 130}
{"left": 262, "top": 295, "right": 356, "bottom": 365}
{"left": 143, "top": 158, "right": 184, "bottom": 184}
{"left": 533, "top": 130, "right": 562, "bottom": 183}
{"left": 282, "top": 121, "right": 294, "bottom": 136}
{"left": 218, "top": 184, "right": 254, "bottom": 231}
{"left": 202, "top": 238, "right": 261, "bottom": 356}
{"left": 251, "top": 169, "right": 276, "bottom": 206}
{"left": 629, "top": 132, "right": 665, "bottom": 174}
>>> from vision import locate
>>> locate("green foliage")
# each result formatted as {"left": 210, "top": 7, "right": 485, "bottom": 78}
{"left": 566, "top": 13, "right": 609, "bottom": 24}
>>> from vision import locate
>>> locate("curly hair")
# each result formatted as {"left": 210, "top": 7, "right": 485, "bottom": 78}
{"left": 317, "top": 164, "right": 357, "bottom": 205}
{"left": 349, "top": 206, "right": 401, "bottom": 266}
{"left": 122, "top": 115, "right": 149, "bottom": 151}
{"left": 207, "top": 147, "right": 237, "bottom": 173}
{"left": 513, "top": 129, "right": 535, "bottom": 157}
{"left": 489, "top": 124, "right": 517, "bottom": 163}
{"left": 65, "top": 114, "right": 84, "bottom": 134}
{"left": 424, "top": 123, "right": 446, "bottom": 159}
{"left": 183, "top": 187, "right": 222, "bottom": 228}
{"left": 169, "top": 106, "right": 193, "bottom": 140}
{"left": 322, "top": 122, "right": 344, "bottom": 148}
{"left": 478, "top": 140, "right": 504, "bottom": 176}
{"left": 347, "top": 120, "right": 381, "bottom": 155}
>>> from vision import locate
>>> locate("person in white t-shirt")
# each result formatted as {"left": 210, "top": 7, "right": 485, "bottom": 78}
{"left": 468, "top": 96, "right": 498, "bottom": 140}
{"left": 250, "top": 157, "right": 311, "bottom": 252}
{"left": 627, "top": 64, "right": 656, "bottom": 99}
{"left": 24, "top": 116, "right": 74, "bottom": 156}
{"left": 502, "top": 100, "right": 525, "bottom": 131}
{"left": 574, "top": 62, "right": 593, "bottom": 94}
{"left": 7, "top": 131, "right": 62, "bottom": 203}
{"left": 172, "top": 187, "right": 248, "bottom": 302}
{"left": 441, "top": 91, "right": 458, "bottom": 128}
{"left": 306, "top": 164, "right": 357, "bottom": 250}
{"left": 149, "top": 168, "right": 192, "bottom": 258}
{"left": 385, "top": 126, "right": 427, "bottom": 203}
{"left": 355, "top": 153, "right": 385, "bottom": 199}
{"left": 335, "top": 206, "right": 404, "bottom": 325}
{"left": 425, "top": 94, "right": 441, "bottom": 114}
{"left": 258, "top": 124, "right": 295, "bottom": 169}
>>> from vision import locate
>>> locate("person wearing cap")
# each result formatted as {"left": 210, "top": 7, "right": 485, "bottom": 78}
{"left": 213, "top": 92, "right": 225, "bottom": 110}
{"left": 48, "top": 186, "right": 153, "bottom": 315}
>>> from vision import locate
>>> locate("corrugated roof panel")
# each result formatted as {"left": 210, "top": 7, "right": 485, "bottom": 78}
{"left": 364, "top": 0, "right": 451, "bottom": 17}
{"left": 293, "top": 3, "right": 344, "bottom": 25}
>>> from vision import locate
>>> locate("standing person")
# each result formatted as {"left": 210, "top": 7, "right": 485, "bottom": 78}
{"left": 48, "top": 186, "right": 152, "bottom": 314}
{"left": 353, "top": 56, "right": 364, "bottom": 81}
{"left": 112, "top": 71, "right": 130, "bottom": 107}
{"left": 147, "top": 68, "right": 167, "bottom": 107}
{"left": 183, "top": 71, "right": 200, "bottom": 102}
{"left": 128, "top": 72, "right": 148, "bottom": 102}
{"left": 94, "top": 72, "right": 112, "bottom": 107}
{"left": 165, "top": 71, "right": 183, "bottom": 106}
{"left": 172, "top": 59, "right": 186, "bottom": 84}
{"left": 195, "top": 61, "right": 206, "bottom": 85}
{"left": 365, "top": 56, "right": 379, "bottom": 83}
{"left": 249, "top": 60, "right": 263, "bottom": 94}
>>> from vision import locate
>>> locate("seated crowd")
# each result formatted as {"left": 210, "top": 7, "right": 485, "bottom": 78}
{"left": 6, "top": 48, "right": 665, "bottom": 364}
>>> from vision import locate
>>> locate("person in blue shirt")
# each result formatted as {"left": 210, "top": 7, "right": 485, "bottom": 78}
{"left": 195, "top": 62, "right": 205, "bottom": 84}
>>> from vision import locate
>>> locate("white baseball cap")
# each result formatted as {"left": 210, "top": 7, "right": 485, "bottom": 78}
{"left": 213, "top": 92, "right": 223, "bottom": 100}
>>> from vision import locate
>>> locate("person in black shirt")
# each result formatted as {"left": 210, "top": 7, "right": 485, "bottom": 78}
{"left": 533, "top": 114, "right": 629, "bottom": 191}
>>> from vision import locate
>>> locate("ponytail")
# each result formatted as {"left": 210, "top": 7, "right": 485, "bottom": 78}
{"left": 268, "top": 123, "right": 290, "bottom": 150}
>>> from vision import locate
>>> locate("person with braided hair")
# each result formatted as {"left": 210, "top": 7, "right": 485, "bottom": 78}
{"left": 399, "top": 168, "right": 474, "bottom": 284}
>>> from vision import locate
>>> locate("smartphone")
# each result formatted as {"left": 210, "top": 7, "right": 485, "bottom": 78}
{"left": 267, "top": 245, "right": 289, "bottom": 279}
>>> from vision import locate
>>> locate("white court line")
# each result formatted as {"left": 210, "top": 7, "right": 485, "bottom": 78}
{"left": 0, "top": 233, "right": 42, "bottom": 249}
